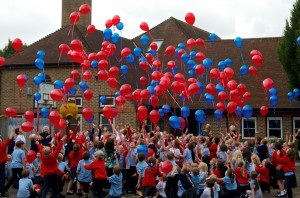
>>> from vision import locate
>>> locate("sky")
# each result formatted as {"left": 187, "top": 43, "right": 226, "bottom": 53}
{"left": 0, "top": 0, "right": 296, "bottom": 49}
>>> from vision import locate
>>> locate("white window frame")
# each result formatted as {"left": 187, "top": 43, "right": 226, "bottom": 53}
{"left": 99, "top": 96, "right": 115, "bottom": 107}
{"left": 68, "top": 96, "right": 83, "bottom": 108}
{"left": 99, "top": 114, "right": 115, "bottom": 127}
{"left": 293, "top": 117, "right": 300, "bottom": 135}
{"left": 147, "top": 39, "right": 164, "bottom": 51}
{"left": 241, "top": 117, "right": 257, "bottom": 139}
{"left": 267, "top": 117, "right": 283, "bottom": 139}
{"left": 69, "top": 114, "right": 82, "bottom": 132}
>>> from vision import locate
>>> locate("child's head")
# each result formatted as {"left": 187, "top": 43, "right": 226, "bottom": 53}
{"left": 82, "top": 151, "right": 90, "bottom": 160}
{"left": 113, "top": 165, "right": 121, "bottom": 175}
{"left": 181, "top": 167, "right": 190, "bottom": 175}
{"left": 199, "top": 162, "right": 208, "bottom": 173}
{"left": 118, "top": 145, "right": 124, "bottom": 153}
{"left": 210, "top": 158, "right": 217, "bottom": 166}
{"left": 147, "top": 157, "right": 157, "bottom": 167}
{"left": 29, "top": 134, "right": 36, "bottom": 141}
{"left": 15, "top": 141, "right": 24, "bottom": 148}
{"left": 262, "top": 159, "right": 271, "bottom": 169}
{"left": 220, "top": 144, "right": 227, "bottom": 152}
{"left": 7, "top": 154, "right": 12, "bottom": 161}
{"left": 73, "top": 144, "right": 80, "bottom": 153}
{"left": 21, "top": 169, "right": 30, "bottom": 178}
{"left": 192, "top": 167, "right": 200, "bottom": 176}
{"left": 137, "top": 152, "right": 145, "bottom": 162}
{"left": 166, "top": 151, "right": 174, "bottom": 161}
{"left": 130, "top": 142, "right": 136, "bottom": 149}
{"left": 250, "top": 171, "right": 258, "bottom": 180}
{"left": 43, "top": 146, "right": 51, "bottom": 156}
{"left": 95, "top": 150, "right": 104, "bottom": 160}
{"left": 236, "top": 159, "right": 245, "bottom": 168}
{"left": 206, "top": 178, "right": 215, "bottom": 188}
{"left": 226, "top": 168, "right": 235, "bottom": 184}
{"left": 57, "top": 153, "right": 63, "bottom": 162}
{"left": 286, "top": 148, "right": 297, "bottom": 161}
{"left": 251, "top": 154, "right": 261, "bottom": 165}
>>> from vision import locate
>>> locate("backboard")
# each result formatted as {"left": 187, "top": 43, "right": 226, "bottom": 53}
{"left": 34, "top": 83, "right": 57, "bottom": 108}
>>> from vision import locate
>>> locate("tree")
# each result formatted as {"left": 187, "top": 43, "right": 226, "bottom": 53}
{"left": 277, "top": 0, "right": 300, "bottom": 89}
{"left": 0, "top": 39, "right": 27, "bottom": 58}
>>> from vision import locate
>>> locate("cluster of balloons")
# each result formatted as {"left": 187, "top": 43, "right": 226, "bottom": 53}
{"left": 287, "top": 88, "right": 300, "bottom": 102}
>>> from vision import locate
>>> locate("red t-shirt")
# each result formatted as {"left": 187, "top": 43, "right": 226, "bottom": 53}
{"left": 84, "top": 158, "right": 107, "bottom": 179}
{"left": 213, "top": 169, "right": 224, "bottom": 185}
{"left": 276, "top": 154, "right": 296, "bottom": 173}
{"left": 234, "top": 167, "right": 249, "bottom": 185}
{"left": 209, "top": 143, "right": 218, "bottom": 159}
{"left": 0, "top": 138, "right": 11, "bottom": 164}
{"left": 256, "top": 165, "right": 269, "bottom": 184}
{"left": 142, "top": 166, "right": 163, "bottom": 187}
{"left": 68, "top": 149, "right": 84, "bottom": 168}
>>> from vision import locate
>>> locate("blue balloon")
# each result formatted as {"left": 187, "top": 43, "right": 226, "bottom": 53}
{"left": 203, "top": 58, "right": 212, "bottom": 69}
{"left": 195, "top": 109, "right": 206, "bottom": 123}
{"left": 205, "top": 94, "right": 214, "bottom": 104}
{"left": 214, "top": 110, "right": 223, "bottom": 120}
{"left": 218, "top": 61, "right": 226, "bottom": 70}
{"left": 190, "top": 51, "right": 196, "bottom": 59}
{"left": 181, "top": 106, "right": 190, "bottom": 118}
{"left": 240, "top": 65, "right": 249, "bottom": 76}
{"left": 103, "top": 28, "right": 112, "bottom": 40}
{"left": 86, "top": 114, "right": 94, "bottom": 123}
{"left": 179, "top": 94, "right": 186, "bottom": 102}
{"left": 34, "top": 92, "right": 41, "bottom": 101}
{"left": 177, "top": 43, "right": 185, "bottom": 49}
{"left": 24, "top": 74, "right": 29, "bottom": 82}
{"left": 162, "top": 104, "right": 171, "bottom": 113}
{"left": 269, "top": 95, "right": 278, "bottom": 107}
{"left": 288, "top": 92, "right": 293, "bottom": 101}
{"left": 151, "top": 80, "right": 157, "bottom": 86}
{"left": 188, "top": 69, "right": 195, "bottom": 77}
{"left": 268, "top": 87, "right": 277, "bottom": 96}
{"left": 293, "top": 88, "right": 300, "bottom": 98}
{"left": 100, "top": 96, "right": 106, "bottom": 104}
{"left": 224, "top": 58, "right": 233, "bottom": 67}
{"left": 149, "top": 49, "right": 156, "bottom": 57}
{"left": 235, "top": 106, "right": 242, "bottom": 116}
{"left": 139, "top": 57, "right": 147, "bottom": 63}
{"left": 79, "top": 81, "right": 88, "bottom": 92}
{"left": 175, "top": 48, "right": 180, "bottom": 59}
{"left": 35, "top": 58, "right": 44, "bottom": 70}
{"left": 33, "top": 76, "right": 42, "bottom": 86}
{"left": 158, "top": 108, "right": 164, "bottom": 117}
{"left": 147, "top": 86, "right": 155, "bottom": 95}
{"left": 297, "top": 36, "right": 300, "bottom": 47}
{"left": 116, "top": 22, "right": 124, "bottom": 30}
{"left": 125, "top": 54, "right": 134, "bottom": 63}
{"left": 134, "top": 47, "right": 142, "bottom": 57}
{"left": 120, "top": 65, "right": 128, "bottom": 75}
{"left": 68, "top": 86, "right": 76, "bottom": 95}
{"left": 181, "top": 53, "right": 189, "bottom": 63}
{"left": 209, "top": 33, "right": 216, "bottom": 42}
{"left": 38, "top": 72, "right": 45, "bottom": 81}
{"left": 54, "top": 80, "right": 63, "bottom": 89}
{"left": 172, "top": 66, "right": 178, "bottom": 74}
{"left": 169, "top": 116, "right": 182, "bottom": 129}
{"left": 114, "top": 91, "right": 120, "bottom": 98}
{"left": 242, "top": 105, "right": 253, "bottom": 119}
{"left": 111, "top": 33, "right": 120, "bottom": 43}
{"left": 37, "top": 50, "right": 45, "bottom": 59}
{"left": 140, "top": 35, "right": 149, "bottom": 46}
{"left": 41, "top": 107, "right": 50, "bottom": 118}
{"left": 187, "top": 60, "right": 196, "bottom": 69}
{"left": 197, "top": 82, "right": 204, "bottom": 95}
{"left": 137, "top": 144, "right": 148, "bottom": 157}
{"left": 216, "top": 84, "right": 225, "bottom": 93}
{"left": 234, "top": 37, "right": 243, "bottom": 48}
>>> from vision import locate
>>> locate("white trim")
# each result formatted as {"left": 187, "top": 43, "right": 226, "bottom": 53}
{"left": 68, "top": 97, "right": 83, "bottom": 108}
{"left": 267, "top": 117, "right": 283, "bottom": 139}
{"left": 241, "top": 117, "right": 257, "bottom": 139}
{"left": 69, "top": 114, "right": 82, "bottom": 132}
{"left": 147, "top": 39, "right": 164, "bottom": 51}
{"left": 99, "top": 96, "right": 115, "bottom": 107}
{"left": 99, "top": 114, "right": 115, "bottom": 126}
{"left": 292, "top": 117, "right": 300, "bottom": 135}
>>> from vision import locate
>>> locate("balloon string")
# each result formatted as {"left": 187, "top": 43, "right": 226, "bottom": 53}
{"left": 239, "top": 48, "right": 245, "bottom": 65}
{"left": 49, "top": 105, "right": 52, "bottom": 135}
{"left": 19, "top": 89, "right": 22, "bottom": 112}
{"left": 230, "top": 113, "right": 237, "bottom": 127}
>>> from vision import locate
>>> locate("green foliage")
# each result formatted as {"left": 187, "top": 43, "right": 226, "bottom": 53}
{"left": 0, "top": 39, "right": 27, "bottom": 58}
{"left": 277, "top": 0, "right": 300, "bottom": 89}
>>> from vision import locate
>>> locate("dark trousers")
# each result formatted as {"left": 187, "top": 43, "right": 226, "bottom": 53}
{"left": 57, "top": 176, "right": 65, "bottom": 193}
{"left": 41, "top": 174, "right": 58, "bottom": 198}
{"left": 237, "top": 184, "right": 249, "bottom": 196}
{"left": 0, "top": 163, "right": 5, "bottom": 194}
{"left": 78, "top": 181, "right": 90, "bottom": 193}
{"left": 4, "top": 168, "right": 23, "bottom": 191}
{"left": 92, "top": 178, "right": 107, "bottom": 198}
{"left": 124, "top": 166, "right": 136, "bottom": 192}
{"left": 165, "top": 177, "right": 179, "bottom": 198}
{"left": 259, "top": 181, "right": 270, "bottom": 193}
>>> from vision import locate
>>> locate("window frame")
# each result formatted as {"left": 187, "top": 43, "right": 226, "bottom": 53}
{"left": 241, "top": 117, "right": 257, "bottom": 139}
{"left": 147, "top": 39, "right": 164, "bottom": 51}
{"left": 267, "top": 117, "right": 283, "bottom": 139}
{"left": 292, "top": 117, "right": 300, "bottom": 135}
{"left": 99, "top": 113, "right": 115, "bottom": 128}
{"left": 99, "top": 96, "right": 115, "bottom": 107}
{"left": 68, "top": 96, "right": 83, "bottom": 108}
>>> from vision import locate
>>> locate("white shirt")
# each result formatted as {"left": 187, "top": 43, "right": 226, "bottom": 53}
{"left": 170, "top": 148, "right": 181, "bottom": 162}
{"left": 15, "top": 134, "right": 26, "bottom": 144}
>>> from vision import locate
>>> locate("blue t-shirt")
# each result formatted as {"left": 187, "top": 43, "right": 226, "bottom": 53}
{"left": 136, "top": 161, "right": 148, "bottom": 177}
{"left": 218, "top": 151, "right": 228, "bottom": 163}
{"left": 17, "top": 177, "right": 33, "bottom": 198}
{"left": 108, "top": 173, "right": 123, "bottom": 196}
{"left": 5, "top": 161, "right": 12, "bottom": 178}
{"left": 190, "top": 172, "right": 206, "bottom": 194}
{"left": 183, "top": 148, "right": 193, "bottom": 164}
{"left": 129, "top": 149, "right": 137, "bottom": 166}
{"left": 203, "top": 147, "right": 210, "bottom": 157}
{"left": 77, "top": 159, "right": 93, "bottom": 183}
{"left": 25, "top": 163, "right": 35, "bottom": 179}
{"left": 223, "top": 175, "right": 237, "bottom": 190}
{"left": 177, "top": 181, "right": 185, "bottom": 197}
{"left": 118, "top": 153, "right": 124, "bottom": 169}
{"left": 11, "top": 148, "right": 25, "bottom": 168}
{"left": 58, "top": 161, "right": 69, "bottom": 173}
{"left": 33, "top": 158, "right": 41, "bottom": 176}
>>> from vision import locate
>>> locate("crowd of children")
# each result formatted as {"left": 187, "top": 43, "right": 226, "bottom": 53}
{"left": 0, "top": 122, "right": 298, "bottom": 198}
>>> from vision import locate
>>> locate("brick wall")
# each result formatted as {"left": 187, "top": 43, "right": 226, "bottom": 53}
{"left": 62, "top": 0, "right": 91, "bottom": 27}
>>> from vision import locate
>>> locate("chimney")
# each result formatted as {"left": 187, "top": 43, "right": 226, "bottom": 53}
{"left": 62, "top": 0, "right": 92, "bottom": 28}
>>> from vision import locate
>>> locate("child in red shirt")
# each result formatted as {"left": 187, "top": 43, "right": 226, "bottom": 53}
{"left": 234, "top": 159, "right": 249, "bottom": 195}
{"left": 256, "top": 159, "right": 271, "bottom": 193}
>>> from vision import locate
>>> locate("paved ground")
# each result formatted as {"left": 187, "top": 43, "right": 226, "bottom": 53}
{"left": 5, "top": 162, "right": 300, "bottom": 197}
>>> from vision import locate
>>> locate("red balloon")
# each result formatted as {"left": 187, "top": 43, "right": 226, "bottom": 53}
{"left": 139, "top": 76, "right": 147, "bottom": 86}
{"left": 82, "top": 108, "right": 93, "bottom": 120}
{"left": 140, "top": 89, "right": 151, "bottom": 100}
{"left": 210, "top": 68, "right": 220, "bottom": 79}
{"left": 216, "top": 102, "right": 225, "bottom": 112}
{"left": 50, "top": 89, "right": 64, "bottom": 101}
{"left": 224, "top": 67, "right": 234, "bottom": 79}
{"left": 252, "top": 55, "right": 263, "bottom": 67}
{"left": 132, "top": 89, "right": 142, "bottom": 101}
{"left": 165, "top": 46, "right": 175, "bottom": 56}
{"left": 140, "top": 22, "right": 149, "bottom": 31}
{"left": 167, "top": 61, "right": 176, "bottom": 69}
{"left": 196, "top": 38, "right": 205, "bottom": 47}
{"left": 187, "top": 78, "right": 197, "bottom": 86}
{"left": 262, "top": 78, "right": 274, "bottom": 91}
{"left": 115, "top": 95, "right": 126, "bottom": 106}
{"left": 79, "top": 4, "right": 91, "bottom": 15}
{"left": 229, "top": 89, "right": 239, "bottom": 101}
{"left": 250, "top": 50, "right": 262, "bottom": 58}
{"left": 161, "top": 161, "right": 173, "bottom": 174}
{"left": 260, "top": 106, "right": 268, "bottom": 116}
{"left": 227, "top": 101, "right": 237, "bottom": 113}
{"left": 243, "top": 91, "right": 251, "bottom": 101}
{"left": 237, "top": 83, "right": 247, "bottom": 95}
{"left": 218, "top": 91, "right": 227, "bottom": 102}
{"left": 87, "top": 25, "right": 96, "bottom": 34}
{"left": 147, "top": 148, "right": 155, "bottom": 158}
{"left": 146, "top": 53, "right": 154, "bottom": 63}
{"left": 152, "top": 71, "right": 162, "bottom": 81}
{"left": 152, "top": 60, "right": 161, "bottom": 69}
{"left": 121, "top": 48, "right": 131, "bottom": 58}
{"left": 196, "top": 52, "right": 206, "bottom": 61}
{"left": 249, "top": 66, "right": 257, "bottom": 76}
{"left": 149, "top": 110, "right": 160, "bottom": 124}
{"left": 227, "top": 80, "right": 238, "bottom": 91}
{"left": 16, "top": 74, "right": 27, "bottom": 88}
{"left": 5, "top": 107, "right": 17, "bottom": 117}
{"left": 69, "top": 12, "right": 80, "bottom": 24}
{"left": 150, "top": 42, "right": 158, "bottom": 51}
{"left": 174, "top": 73, "right": 185, "bottom": 83}
{"left": 195, "top": 64, "right": 205, "bottom": 76}
{"left": 64, "top": 78, "right": 75, "bottom": 91}
{"left": 137, "top": 105, "right": 148, "bottom": 122}
{"left": 187, "top": 38, "right": 196, "bottom": 48}
{"left": 59, "top": 43, "right": 70, "bottom": 54}
{"left": 0, "top": 57, "right": 5, "bottom": 67}
{"left": 98, "top": 70, "right": 109, "bottom": 81}
{"left": 150, "top": 95, "right": 159, "bottom": 108}
{"left": 103, "top": 106, "right": 118, "bottom": 119}
{"left": 171, "top": 81, "right": 182, "bottom": 93}
{"left": 219, "top": 72, "right": 227, "bottom": 80}
{"left": 21, "top": 122, "right": 34, "bottom": 132}
{"left": 26, "top": 150, "right": 36, "bottom": 163}
{"left": 81, "top": 59, "right": 91, "bottom": 70}
{"left": 125, "top": 94, "right": 133, "bottom": 101}
{"left": 105, "top": 19, "right": 113, "bottom": 28}
{"left": 49, "top": 111, "right": 60, "bottom": 125}
{"left": 185, "top": 12, "right": 195, "bottom": 25}
{"left": 206, "top": 83, "right": 216, "bottom": 95}
{"left": 12, "top": 38, "right": 23, "bottom": 52}
{"left": 83, "top": 70, "right": 93, "bottom": 81}
{"left": 178, "top": 49, "right": 186, "bottom": 58}
{"left": 71, "top": 70, "right": 79, "bottom": 79}
{"left": 109, "top": 66, "right": 119, "bottom": 78}
{"left": 98, "top": 59, "right": 108, "bottom": 70}
{"left": 164, "top": 72, "right": 173, "bottom": 81}
{"left": 107, "top": 78, "right": 118, "bottom": 89}
{"left": 120, "top": 84, "right": 132, "bottom": 96}
{"left": 179, "top": 117, "right": 186, "bottom": 131}
{"left": 56, "top": 118, "right": 66, "bottom": 129}
{"left": 24, "top": 111, "right": 34, "bottom": 122}
{"left": 154, "top": 85, "right": 164, "bottom": 96}
{"left": 188, "top": 83, "right": 200, "bottom": 95}
{"left": 107, "top": 43, "right": 116, "bottom": 56}
{"left": 112, "top": 15, "right": 120, "bottom": 26}
{"left": 139, "top": 61, "right": 149, "bottom": 71}
{"left": 69, "top": 50, "right": 85, "bottom": 63}
{"left": 84, "top": 89, "right": 93, "bottom": 101}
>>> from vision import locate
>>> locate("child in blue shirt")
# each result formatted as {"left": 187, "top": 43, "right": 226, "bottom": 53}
{"left": 77, "top": 151, "right": 92, "bottom": 197}
{"left": 5, "top": 154, "right": 12, "bottom": 182}
{"left": 219, "top": 168, "right": 238, "bottom": 197}
{"left": 107, "top": 154, "right": 123, "bottom": 198}
{"left": 218, "top": 144, "right": 228, "bottom": 163}
{"left": 57, "top": 153, "right": 69, "bottom": 197}
{"left": 17, "top": 169, "right": 40, "bottom": 198}
{"left": 136, "top": 152, "right": 148, "bottom": 196}
{"left": 33, "top": 152, "right": 41, "bottom": 185}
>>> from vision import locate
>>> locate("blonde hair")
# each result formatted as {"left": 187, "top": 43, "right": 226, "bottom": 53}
{"left": 57, "top": 153, "right": 63, "bottom": 162}
{"left": 95, "top": 150, "right": 104, "bottom": 159}
{"left": 29, "top": 134, "right": 36, "bottom": 141}
{"left": 43, "top": 146, "right": 51, "bottom": 156}
{"left": 251, "top": 153, "right": 261, "bottom": 165}
{"left": 232, "top": 150, "right": 243, "bottom": 161}
{"left": 236, "top": 159, "right": 246, "bottom": 177}
{"left": 199, "top": 162, "right": 208, "bottom": 174}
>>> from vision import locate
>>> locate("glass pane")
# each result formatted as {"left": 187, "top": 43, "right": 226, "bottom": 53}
{"left": 269, "top": 129, "right": 281, "bottom": 138}
{"left": 244, "top": 119, "right": 255, "bottom": 128}
{"left": 269, "top": 119, "right": 281, "bottom": 128}
{"left": 100, "top": 97, "right": 115, "bottom": 106}
{"left": 243, "top": 128, "right": 256, "bottom": 138}
{"left": 294, "top": 119, "right": 300, "bottom": 129}
{"left": 101, "top": 115, "right": 109, "bottom": 126}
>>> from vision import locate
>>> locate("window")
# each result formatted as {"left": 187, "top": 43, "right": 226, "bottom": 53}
{"left": 147, "top": 39, "right": 164, "bottom": 51}
{"left": 241, "top": 117, "right": 257, "bottom": 139}
{"left": 69, "top": 114, "right": 82, "bottom": 132}
{"left": 267, "top": 117, "right": 283, "bottom": 138}
{"left": 45, "top": 75, "right": 52, "bottom": 83}
{"left": 68, "top": 97, "right": 83, "bottom": 108}
{"left": 293, "top": 117, "right": 300, "bottom": 135}
{"left": 99, "top": 96, "right": 115, "bottom": 107}
{"left": 99, "top": 114, "right": 115, "bottom": 128}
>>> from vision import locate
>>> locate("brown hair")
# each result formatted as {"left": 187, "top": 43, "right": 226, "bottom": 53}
{"left": 21, "top": 169, "right": 30, "bottom": 178}
{"left": 286, "top": 148, "right": 297, "bottom": 161}
{"left": 114, "top": 165, "right": 121, "bottom": 175}
{"left": 82, "top": 151, "right": 90, "bottom": 160}
{"left": 15, "top": 141, "right": 24, "bottom": 148}
{"left": 250, "top": 171, "right": 259, "bottom": 190}
{"left": 137, "top": 152, "right": 145, "bottom": 162}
